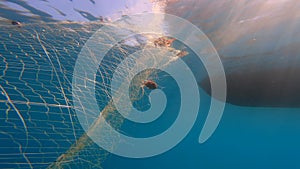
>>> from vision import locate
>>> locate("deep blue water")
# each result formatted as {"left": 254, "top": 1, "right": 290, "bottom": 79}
{"left": 101, "top": 44, "right": 300, "bottom": 169}
{"left": 104, "top": 101, "right": 300, "bottom": 169}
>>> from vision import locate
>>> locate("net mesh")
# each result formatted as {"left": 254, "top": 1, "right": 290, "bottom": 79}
{"left": 0, "top": 21, "right": 184, "bottom": 168}
{"left": 0, "top": 22, "right": 106, "bottom": 169}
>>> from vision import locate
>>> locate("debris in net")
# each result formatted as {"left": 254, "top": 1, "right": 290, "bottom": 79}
{"left": 142, "top": 80, "right": 158, "bottom": 90}
{"left": 176, "top": 50, "right": 189, "bottom": 58}
{"left": 99, "top": 16, "right": 111, "bottom": 22}
{"left": 11, "top": 20, "right": 22, "bottom": 28}
{"left": 153, "top": 37, "right": 175, "bottom": 47}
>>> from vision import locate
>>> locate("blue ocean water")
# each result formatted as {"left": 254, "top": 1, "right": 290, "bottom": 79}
{"left": 104, "top": 101, "right": 300, "bottom": 169}
{"left": 101, "top": 44, "right": 300, "bottom": 169}
{"left": 1, "top": 1, "right": 300, "bottom": 169}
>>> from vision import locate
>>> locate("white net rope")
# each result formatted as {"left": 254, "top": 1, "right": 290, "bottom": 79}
{"left": 0, "top": 21, "right": 184, "bottom": 168}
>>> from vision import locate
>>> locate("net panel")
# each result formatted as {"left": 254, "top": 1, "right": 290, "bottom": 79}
{"left": 0, "top": 21, "right": 183, "bottom": 168}
{"left": 0, "top": 22, "right": 114, "bottom": 169}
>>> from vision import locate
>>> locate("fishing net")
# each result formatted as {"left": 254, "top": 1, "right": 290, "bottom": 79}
{"left": 0, "top": 20, "right": 185, "bottom": 168}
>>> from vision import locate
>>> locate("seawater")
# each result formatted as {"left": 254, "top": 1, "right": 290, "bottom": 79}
{"left": 1, "top": 20, "right": 300, "bottom": 169}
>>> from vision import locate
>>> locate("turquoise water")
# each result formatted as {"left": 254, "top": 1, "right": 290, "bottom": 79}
{"left": 104, "top": 103, "right": 300, "bottom": 169}
{"left": 1, "top": 1, "right": 300, "bottom": 169}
